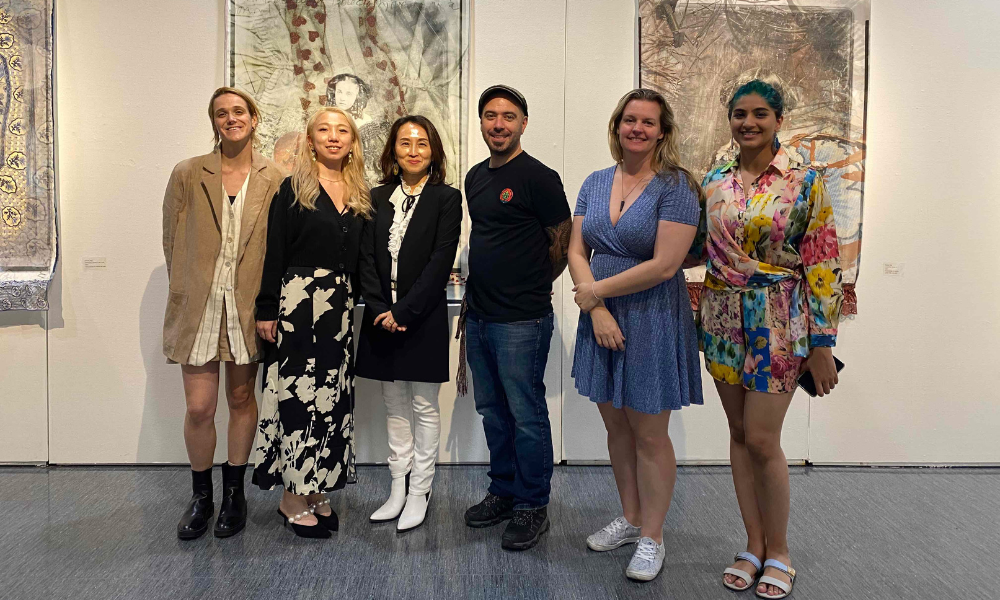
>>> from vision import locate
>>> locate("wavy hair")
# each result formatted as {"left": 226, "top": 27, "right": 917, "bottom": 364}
{"left": 378, "top": 115, "right": 448, "bottom": 186}
{"left": 290, "top": 107, "right": 372, "bottom": 218}
{"left": 208, "top": 86, "right": 260, "bottom": 148}
{"left": 608, "top": 88, "right": 704, "bottom": 200}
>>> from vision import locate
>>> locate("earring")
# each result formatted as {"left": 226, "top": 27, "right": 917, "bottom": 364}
{"left": 392, "top": 163, "right": 399, "bottom": 176}
{"left": 310, "top": 147, "right": 316, "bottom": 162}
{"left": 428, "top": 162, "right": 434, "bottom": 176}
{"left": 773, "top": 134, "right": 780, "bottom": 151}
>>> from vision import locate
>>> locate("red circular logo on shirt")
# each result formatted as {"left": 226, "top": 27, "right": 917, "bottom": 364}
{"left": 500, "top": 188, "right": 513, "bottom": 203}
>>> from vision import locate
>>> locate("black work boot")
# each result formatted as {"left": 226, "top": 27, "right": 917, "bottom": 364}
{"left": 177, "top": 467, "right": 214, "bottom": 540}
{"left": 501, "top": 506, "right": 549, "bottom": 551}
{"left": 464, "top": 492, "right": 514, "bottom": 528}
{"left": 214, "top": 462, "right": 248, "bottom": 538}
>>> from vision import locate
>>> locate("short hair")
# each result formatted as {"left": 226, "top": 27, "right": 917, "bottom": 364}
{"left": 208, "top": 87, "right": 260, "bottom": 147}
{"left": 326, "top": 73, "right": 371, "bottom": 119}
{"left": 378, "top": 115, "right": 448, "bottom": 186}
{"left": 728, "top": 79, "right": 785, "bottom": 119}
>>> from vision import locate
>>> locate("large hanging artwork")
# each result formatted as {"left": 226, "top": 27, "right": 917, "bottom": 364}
{"left": 640, "top": 0, "right": 868, "bottom": 315}
{"left": 228, "top": 0, "right": 467, "bottom": 187}
{"left": 0, "top": 0, "right": 55, "bottom": 311}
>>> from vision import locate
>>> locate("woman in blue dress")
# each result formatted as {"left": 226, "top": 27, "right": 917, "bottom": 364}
{"left": 568, "top": 88, "right": 703, "bottom": 582}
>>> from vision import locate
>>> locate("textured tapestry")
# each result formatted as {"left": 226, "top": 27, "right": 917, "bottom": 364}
{"left": 228, "top": 0, "right": 467, "bottom": 185}
{"left": 0, "top": 0, "right": 54, "bottom": 311}
{"left": 640, "top": 0, "right": 868, "bottom": 315}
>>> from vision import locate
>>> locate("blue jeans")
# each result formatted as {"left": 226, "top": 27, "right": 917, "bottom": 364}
{"left": 465, "top": 310, "right": 554, "bottom": 510}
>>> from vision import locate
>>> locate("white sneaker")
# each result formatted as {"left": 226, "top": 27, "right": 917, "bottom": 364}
{"left": 370, "top": 476, "right": 408, "bottom": 522}
{"left": 586, "top": 516, "right": 642, "bottom": 551}
{"left": 625, "top": 537, "right": 665, "bottom": 581}
{"left": 396, "top": 491, "right": 430, "bottom": 532}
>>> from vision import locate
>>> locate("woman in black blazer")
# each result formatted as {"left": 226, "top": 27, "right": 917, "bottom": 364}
{"left": 356, "top": 115, "right": 462, "bottom": 531}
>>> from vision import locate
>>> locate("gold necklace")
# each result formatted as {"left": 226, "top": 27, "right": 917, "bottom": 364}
{"left": 319, "top": 175, "right": 344, "bottom": 183}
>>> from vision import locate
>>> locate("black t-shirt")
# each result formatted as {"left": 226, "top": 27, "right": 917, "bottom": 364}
{"left": 464, "top": 152, "right": 571, "bottom": 322}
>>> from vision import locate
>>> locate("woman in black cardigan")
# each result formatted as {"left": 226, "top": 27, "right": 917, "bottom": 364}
{"left": 357, "top": 115, "right": 462, "bottom": 531}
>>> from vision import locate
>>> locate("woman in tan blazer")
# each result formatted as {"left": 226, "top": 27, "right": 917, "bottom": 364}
{"left": 162, "top": 87, "right": 283, "bottom": 541}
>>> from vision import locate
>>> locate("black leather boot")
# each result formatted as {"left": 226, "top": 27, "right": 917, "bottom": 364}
{"left": 177, "top": 467, "right": 214, "bottom": 540}
{"left": 214, "top": 462, "right": 248, "bottom": 538}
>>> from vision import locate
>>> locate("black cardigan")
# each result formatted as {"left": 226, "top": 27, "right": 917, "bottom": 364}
{"left": 355, "top": 182, "right": 462, "bottom": 383}
{"left": 256, "top": 177, "right": 369, "bottom": 321}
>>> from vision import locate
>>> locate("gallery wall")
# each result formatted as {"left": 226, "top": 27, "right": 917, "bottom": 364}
{"left": 1, "top": 0, "right": 998, "bottom": 465}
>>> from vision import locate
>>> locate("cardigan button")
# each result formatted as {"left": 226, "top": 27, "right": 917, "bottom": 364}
{"left": 342, "top": 226, "right": 348, "bottom": 232}
{"left": 338, "top": 263, "right": 344, "bottom": 269}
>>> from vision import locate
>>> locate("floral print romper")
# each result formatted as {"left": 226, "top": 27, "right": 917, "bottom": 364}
{"left": 692, "top": 147, "right": 843, "bottom": 393}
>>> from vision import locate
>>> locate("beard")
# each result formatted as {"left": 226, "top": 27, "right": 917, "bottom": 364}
{"left": 486, "top": 131, "right": 519, "bottom": 155}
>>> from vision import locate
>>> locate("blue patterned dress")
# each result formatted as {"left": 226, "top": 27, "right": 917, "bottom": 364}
{"left": 571, "top": 166, "right": 703, "bottom": 414}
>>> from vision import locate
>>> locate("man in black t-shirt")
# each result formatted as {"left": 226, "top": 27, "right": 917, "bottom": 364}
{"left": 461, "top": 85, "right": 572, "bottom": 551}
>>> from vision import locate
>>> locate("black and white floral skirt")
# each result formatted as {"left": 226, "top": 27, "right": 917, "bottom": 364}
{"left": 252, "top": 268, "right": 356, "bottom": 494}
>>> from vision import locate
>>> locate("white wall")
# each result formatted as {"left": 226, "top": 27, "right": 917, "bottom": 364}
{"left": 807, "top": 0, "right": 1000, "bottom": 463}
{"left": 468, "top": 0, "right": 568, "bottom": 461}
{"left": 46, "top": 0, "right": 230, "bottom": 463}
{"left": 1, "top": 0, "right": 997, "bottom": 465}
{"left": 0, "top": 311, "right": 47, "bottom": 463}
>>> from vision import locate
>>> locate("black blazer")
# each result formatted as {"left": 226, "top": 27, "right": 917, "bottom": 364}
{"left": 355, "top": 182, "right": 462, "bottom": 383}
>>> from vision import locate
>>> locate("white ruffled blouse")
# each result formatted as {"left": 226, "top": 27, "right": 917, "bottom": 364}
{"left": 387, "top": 178, "right": 427, "bottom": 301}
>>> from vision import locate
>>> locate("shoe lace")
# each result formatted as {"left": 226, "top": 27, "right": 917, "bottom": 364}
{"left": 633, "top": 539, "right": 659, "bottom": 562}
{"left": 512, "top": 510, "right": 534, "bottom": 527}
{"left": 604, "top": 517, "right": 629, "bottom": 536}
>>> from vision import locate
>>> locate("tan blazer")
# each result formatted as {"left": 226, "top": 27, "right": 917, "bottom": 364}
{"left": 162, "top": 149, "right": 284, "bottom": 363}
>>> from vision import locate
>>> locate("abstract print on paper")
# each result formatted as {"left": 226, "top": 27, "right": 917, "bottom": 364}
{"left": 0, "top": 0, "right": 55, "bottom": 311}
{"left": 640, "top": 0, "right": 868, "bottom": 315}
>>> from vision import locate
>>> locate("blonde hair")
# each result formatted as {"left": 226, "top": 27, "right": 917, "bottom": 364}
{"left": 608, "top": 88, "right": 705, "bottom": 200}
{"left": 291, "top": 107, "right": 373, "bottom": 218}
{"left": 208, "top": 87, "right": 261, "bottom": 148}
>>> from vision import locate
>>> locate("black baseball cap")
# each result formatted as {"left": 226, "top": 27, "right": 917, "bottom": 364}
{"left": 478, "top": 85, "right": 528, "bottom": 117}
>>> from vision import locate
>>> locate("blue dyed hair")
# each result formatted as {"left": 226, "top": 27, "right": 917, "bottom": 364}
{"left": 727, "top": 79, "right": 784, "bottom": 119}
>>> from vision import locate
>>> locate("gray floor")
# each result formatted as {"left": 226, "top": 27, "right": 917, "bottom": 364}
{"left": 0, "top": 465, "right": 995, "bottom": 600}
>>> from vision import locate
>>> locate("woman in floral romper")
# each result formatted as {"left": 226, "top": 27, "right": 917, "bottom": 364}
{"left": 692, "top": 79, "right": 843, "bottom": 599}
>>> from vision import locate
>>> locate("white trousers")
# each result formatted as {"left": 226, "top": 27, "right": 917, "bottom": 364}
{"left": 381, "top": 380, "right": 442, "bottom": 495}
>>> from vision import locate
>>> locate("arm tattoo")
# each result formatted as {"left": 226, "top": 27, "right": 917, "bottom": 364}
{"left": 545, "top": 217, "right": 572, "bottom": 281}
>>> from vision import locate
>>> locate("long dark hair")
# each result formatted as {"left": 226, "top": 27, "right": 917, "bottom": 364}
{"left": 378, "top": 115, "right": 448, "bottom": 185}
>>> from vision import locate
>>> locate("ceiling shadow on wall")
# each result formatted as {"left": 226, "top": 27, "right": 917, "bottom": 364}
{"left": 135, "top": 265, "right": 189, "bottom": 465}
{"left": 0, "top": 305, "right": 46, "bottom": 329}
{"left": 442, "top": 308, "right": 489, "bottom": 464}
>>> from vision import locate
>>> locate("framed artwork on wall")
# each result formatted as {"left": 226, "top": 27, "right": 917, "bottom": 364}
{"left": 640, "top": 0, "right": 869, "bottom": 315}
{"left": 227, "top": 0, "right": 469, "bottom": 296}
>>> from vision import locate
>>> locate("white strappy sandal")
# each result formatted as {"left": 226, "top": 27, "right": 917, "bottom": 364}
{"left": 756, "top": 559, "right": 796, "bottom": 599}
{"left": 723, "top": 551, "right": 762, "bottom": 591}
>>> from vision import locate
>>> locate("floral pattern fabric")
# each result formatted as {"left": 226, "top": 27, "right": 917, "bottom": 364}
{"left": 691, "top": 147, "right": 843, "bottom": 393}
{"left": 253, "top": 268, "right": 356, "bottom": 493}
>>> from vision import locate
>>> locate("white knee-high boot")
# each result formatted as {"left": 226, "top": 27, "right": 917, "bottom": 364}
{"left": 397, "top": 382, "right": 441, "bottom": 531}
{"left": 371, "top": 381, "right": 414, "bottom": 522}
